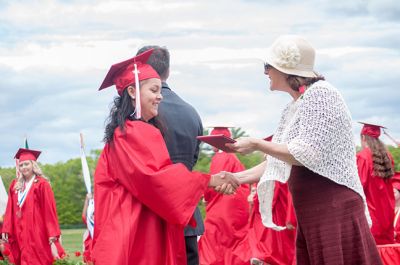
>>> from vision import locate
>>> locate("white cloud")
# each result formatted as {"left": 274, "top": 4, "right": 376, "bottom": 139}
{"left": 0, "top": 0, "right": 400, "bottom": 166}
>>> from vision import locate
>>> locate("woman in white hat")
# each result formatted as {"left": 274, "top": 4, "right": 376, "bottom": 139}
{"left": 225, "top": 35, "right": 382, "bottom": 264}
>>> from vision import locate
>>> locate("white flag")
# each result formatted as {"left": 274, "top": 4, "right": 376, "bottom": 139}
{"left": 80, "top": 133, "right": 92, "bottom": 194}
{"left": 0, "top": 176, "right": 9, "bottom": 215}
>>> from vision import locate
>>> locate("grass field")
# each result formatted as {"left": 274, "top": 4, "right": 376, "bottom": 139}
{"left": 61, "top": 228, "right": 86, "bottom": 262}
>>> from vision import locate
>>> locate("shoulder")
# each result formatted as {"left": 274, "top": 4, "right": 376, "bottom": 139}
{"left": 33, "top": 176, "right": 53, "bottom": 191}
{"left": 115, "top": 120, "right": 163, "bottom": 142}
{"left": 300, "top": 80, "right": 347, "bottom": 112}
{"left": 161, "top": 87, "right": 199, "bottom": 113}
{"left": 35, "top": 176, "right": 50, "bottom": 185}
{"left": 357, "top": 148, "right": 371, "bottom": 161}
{"left": 304, "top": 80, "right": 340, "bottom": 99}
{"left": 9, "top": 179, "right": 17, "bottom": 190}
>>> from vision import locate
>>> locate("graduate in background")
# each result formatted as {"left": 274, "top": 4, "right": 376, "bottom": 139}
{"left": 92, "top": 49, "right": 238, "bottom": 265}
{"left": 2, "top": 148, "right": 65, "bottom": 265}
{"left": 79, "top": 133, "right": 94, "bottom": 264}
{"left": 246, "top": 181, "right": 296, "bottom": 265}
{"left": 81, "top": 193, "right": 94, "bottom": 264}
{"left": 244, "top": 136, "right": 296, "bottom": 265}
{"left": 357, "top": 122, "right": 395, "bottom": 244}
{"left": 198, "top": 127, "right": 250, "bottom": 265}
{"left": 392, "top": 172, "right": 400, "bottom": 242}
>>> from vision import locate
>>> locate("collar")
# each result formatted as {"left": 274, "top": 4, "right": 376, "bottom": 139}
{"left": 162, "top": 82, "right": 171, "bottom": 90}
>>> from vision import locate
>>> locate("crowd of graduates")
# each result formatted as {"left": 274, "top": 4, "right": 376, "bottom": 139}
{"left": 0, "top": 35, "right": 399, "bottom": 265}
{"left": 0, "top": 123, "right": 398, "bottom": 265}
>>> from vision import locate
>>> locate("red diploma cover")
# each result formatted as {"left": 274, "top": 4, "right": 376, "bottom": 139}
{"left": 197, "top": 134, "right": 236, "bottom": 152}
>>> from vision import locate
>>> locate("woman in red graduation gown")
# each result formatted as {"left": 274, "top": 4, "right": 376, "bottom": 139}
{"left": 357, "top": 122, "right": 395, "bottom": 244}
{"left": 246, "top": 182, "right": 296, "bottom": 265}
{"left": 393, "top": 172, "right": 400, "bottom": 243}
{"left": 2, "top": 148, "right": 65, "bottom": 265}
{"left": 81, "top": 193, "right": 94, "bottom": 264}
{"left": 198, "top": 127, "right": 250, "bottom": 265}
{"left": 92, "top": 49, "right": 238, "bottom": 265}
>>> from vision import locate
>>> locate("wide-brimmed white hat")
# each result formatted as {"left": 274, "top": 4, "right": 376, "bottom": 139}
{"left": 265, "top": 35, "right": 317, "bottom": 78}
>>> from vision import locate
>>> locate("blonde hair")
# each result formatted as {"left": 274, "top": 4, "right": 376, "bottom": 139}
{"left": 15, "top": 160, "right": 49, "bottom": 191}
{"left": 364, "top": 135, "right": 394, "bottom": 179}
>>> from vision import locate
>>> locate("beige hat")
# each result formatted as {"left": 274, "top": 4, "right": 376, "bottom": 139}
{"left": 265, "top": 35, "right": 317, "bottom": 78}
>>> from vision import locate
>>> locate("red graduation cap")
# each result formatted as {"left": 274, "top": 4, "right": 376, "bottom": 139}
{"left": 98, "top": 49, "right": 160, "bottom": 119}
{"left": 359, "top": 122, "right": 386, "bottom": 139}
{"left": 14, "top": 148, "right": 41, "bottom": 162}
{"left": 98, "top": 48, "right": 159, "bottom": 94}
{"left": 210, "top": 127, "right": 232, "bottom": 138}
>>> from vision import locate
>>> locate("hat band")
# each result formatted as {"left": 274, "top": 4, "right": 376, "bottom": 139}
{"left": 361, "top": 127, "right": 381, "bottom": 138}
{"left": 19, "top": 153, "right": 37, "bottom": 162}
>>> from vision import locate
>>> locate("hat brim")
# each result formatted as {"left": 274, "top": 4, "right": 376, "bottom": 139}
{"left": 265, "top": 54, "right": 317, "bottom": 78}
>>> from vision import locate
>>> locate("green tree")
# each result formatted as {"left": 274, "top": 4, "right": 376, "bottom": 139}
{"left": 388, "top": 146, "right": 400, "bottom": 171}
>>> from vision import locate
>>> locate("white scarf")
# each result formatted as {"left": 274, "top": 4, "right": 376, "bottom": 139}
{"left": 17, "top": 175, "right": 36, "bottom": 208}
{"left": 257, "top": 81, "right": 370, "bottom": 230}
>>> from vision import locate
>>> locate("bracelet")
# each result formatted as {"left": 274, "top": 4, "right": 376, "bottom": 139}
{"left": 49, "top": 237, "right": 57, "bottom": 245}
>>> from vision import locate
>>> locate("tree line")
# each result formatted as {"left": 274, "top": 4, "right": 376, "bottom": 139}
{"left": 0, "top": 144, "right": 399, "bottom": 226}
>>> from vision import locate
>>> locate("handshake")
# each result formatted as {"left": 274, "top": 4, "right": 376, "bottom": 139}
{"left": 208, "top": 171, "right": 240, "bottom": 195}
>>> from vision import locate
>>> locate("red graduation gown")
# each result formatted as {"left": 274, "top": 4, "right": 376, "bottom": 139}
{"left": 82, "top": 215, "right": 93, "bottom": 263}
{"left": 245, "top": 182, "right": 296, "bottom": 265}
{"left": 357, "top": 147, "right": 395, "bottom": 244}
{"left": 2, "top": 176, "right": 63, "bottom": 265}
{"left": 91, "top": 120, "right": 210, "bottom": 265}
{"left": 393, "top": 172, "right": 400, "bottom": 243}
{"left": 198, "top": 152, "right": 250, "bottom": 265}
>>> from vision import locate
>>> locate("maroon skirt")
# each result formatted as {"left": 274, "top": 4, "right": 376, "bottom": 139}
{"left": 288, "top": 166, "right": 382, "bottom": 265}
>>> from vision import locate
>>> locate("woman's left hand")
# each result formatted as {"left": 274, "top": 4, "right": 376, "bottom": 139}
{"left": 227, "top": 137, "right": 258, "bottom": 155}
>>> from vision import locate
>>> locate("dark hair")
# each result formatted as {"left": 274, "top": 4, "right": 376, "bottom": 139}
{"left": 103, "top": 88, "right": 165, "bottom": 143}
{"left": 286, "top": 74, "right": 325, "bottom": 92}
{"left": 363, "top": 135, "right": 395, "bottom": 179}
{"left": 136, "top": 45, "right": 170, "bottom": 80}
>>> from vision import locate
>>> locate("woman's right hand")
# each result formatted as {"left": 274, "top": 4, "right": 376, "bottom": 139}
{"left": 226, "top": 137, "right": 258, "bottom": 155}
{"left": 1, "top": 233, "right": 8, "bottom": 243}
{"left": 211, "top": 171, "right": 240, "bottom": 194}
{"left": 50, "top": 242, "right": 60, "bottom": 260}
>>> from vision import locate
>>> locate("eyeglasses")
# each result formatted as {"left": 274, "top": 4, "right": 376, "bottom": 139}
{"left": 264, "top": 62, "right": 273, "bottom": 71}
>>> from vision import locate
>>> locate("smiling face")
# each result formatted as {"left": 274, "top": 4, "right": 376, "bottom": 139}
{"left": 128, "top": 78, "right": 162, "bottom": 121}
{"left": 264, "top": 65, "right": 290, "bottom": 92}
{"left": 19, "top": 160, "right": 34, "bottom": 179}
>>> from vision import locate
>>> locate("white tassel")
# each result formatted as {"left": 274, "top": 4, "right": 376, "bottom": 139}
{"left": 133, "top": 63, "right": 141, "bottom": 119}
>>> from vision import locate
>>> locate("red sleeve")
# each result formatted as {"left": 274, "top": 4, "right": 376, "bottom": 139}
{"left": 101, "top": 121, "right": 210, "bottom": 225}
{"left": 39, "top": 179, "right": 61, "bottom": 238}
{"left": 356, "top": 152, "right": 370, "bottom": 187}
{"left": 209, "top": 153, "right": 245, "bottom": 174}
{"left": 285, "top": 189, "right": 297, "bottom": 227}
{"left": 2, "top": 180, "right": 16, "bottom": 234}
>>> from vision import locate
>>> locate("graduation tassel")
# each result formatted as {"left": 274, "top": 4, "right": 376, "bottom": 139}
{"left": 383, "top": 129, "right": 400, "bottom": 147}
{"left": 133, "top": 63, "right": 141, "bottom": 119}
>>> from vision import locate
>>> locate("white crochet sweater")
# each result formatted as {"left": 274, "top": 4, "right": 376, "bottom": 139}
{"left": 257, "top": 80, "right": 370, "bottom": 230}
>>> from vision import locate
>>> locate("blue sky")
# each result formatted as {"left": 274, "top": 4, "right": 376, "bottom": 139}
{"left": 0, "top": 0, "right": 399, "bottom": 166}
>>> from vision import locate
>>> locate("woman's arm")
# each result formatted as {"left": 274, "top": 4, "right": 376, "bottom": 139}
{"left": 234, "top": 160, "right": 267, "bottom": 184}
{"left": 227, "top": 138, "right": 302, "bottom": 166}
{"left": 82, "top": 193, "right": 92, "bottom": 219}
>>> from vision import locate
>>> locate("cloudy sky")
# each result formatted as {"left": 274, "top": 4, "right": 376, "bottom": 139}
{"left": 0, "top": 0, "right": 399, "bottom": 167}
